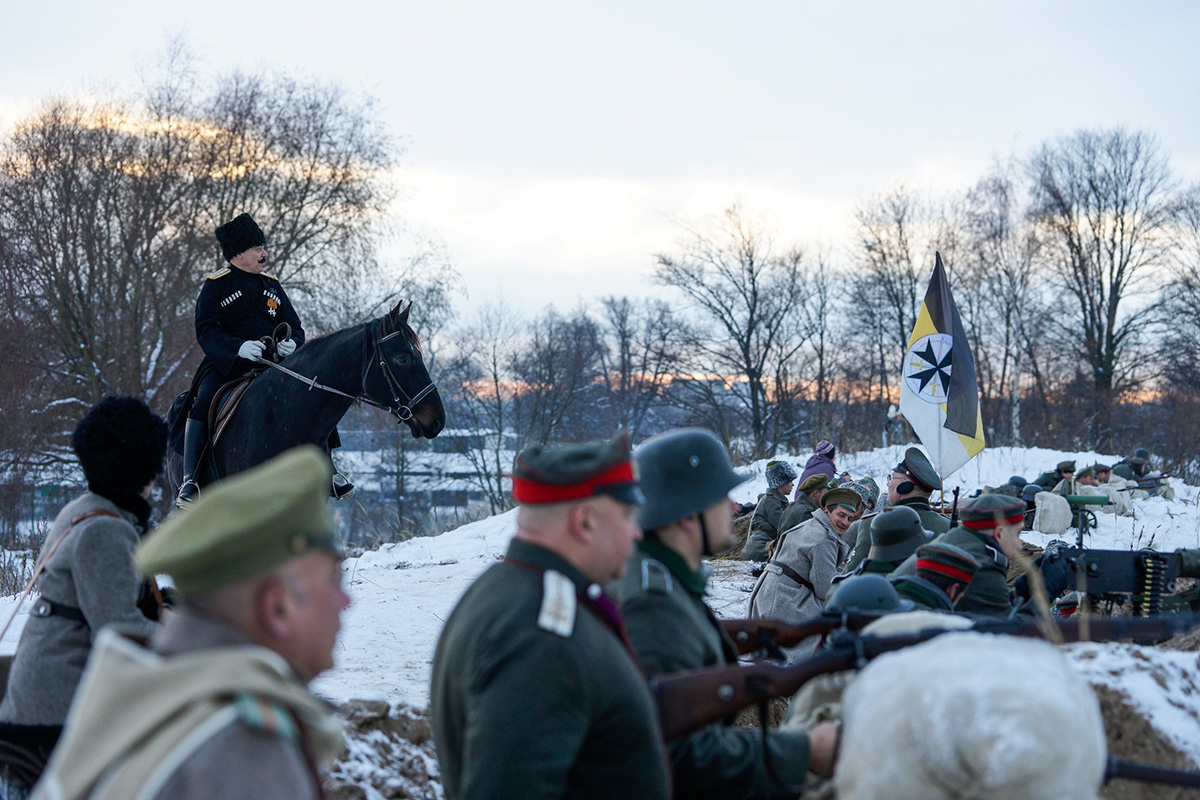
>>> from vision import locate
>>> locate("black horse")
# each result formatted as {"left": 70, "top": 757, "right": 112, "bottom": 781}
{"left": 167, "top": 300, "right": 444, "bottom": 494}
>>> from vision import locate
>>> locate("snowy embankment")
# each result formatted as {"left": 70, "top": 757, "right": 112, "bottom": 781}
{"left": 306, "top": 444, "right": 1200, "bottom": 779}
{"left": 2, "top": 443, "right": 1200, "bottom": 795}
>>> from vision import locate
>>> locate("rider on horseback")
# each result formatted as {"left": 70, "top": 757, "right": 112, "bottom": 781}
{"left": 176, "top": 213, "right": 353, "bottom": 507}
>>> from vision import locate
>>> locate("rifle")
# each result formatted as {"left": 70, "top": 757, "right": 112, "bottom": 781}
{"left": 720, "top": 611, "right": 885, "bottom": 657}
{"left": 948, "top": 487, "right": 961, "bottom": 528}
{"left": 651, "top": 613, "right": 1200, "bottom": 741}
{"left": 1134, "top": 474, "right": 1172, "bottom": 491}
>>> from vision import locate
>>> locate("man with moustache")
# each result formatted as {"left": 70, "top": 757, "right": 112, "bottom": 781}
{"left": 176, "top": 213, "right": 307, "bottom": 507}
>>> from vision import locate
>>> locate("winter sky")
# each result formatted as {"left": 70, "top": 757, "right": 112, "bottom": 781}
{"left": 3, "top": 2, "right": 1199, "bottom": 316}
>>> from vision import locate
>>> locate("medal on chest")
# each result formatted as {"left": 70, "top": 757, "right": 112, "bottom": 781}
{"left": 263, "top": 288, "right": 280, "bottom": 317}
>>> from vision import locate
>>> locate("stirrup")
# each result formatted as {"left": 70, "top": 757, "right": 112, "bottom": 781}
{"left": 331, "top": 472, "right": 355, "bottom": 501}
{"left": 176, "top": 479, "right": 201, "bottom": 509}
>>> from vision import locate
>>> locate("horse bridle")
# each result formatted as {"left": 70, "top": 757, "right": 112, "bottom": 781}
{"left": 255, "top": 322, "right": 437, "bottom": 425}
{"left": 368, "top": 328, "right": 438, "bottom": 422}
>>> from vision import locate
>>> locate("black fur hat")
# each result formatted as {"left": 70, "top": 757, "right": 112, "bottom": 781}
{"left": 215, "top": 213, "right": 266, "bottom": 261}
{"left": 72, "top": 397, "right": 168, "bottom": 495}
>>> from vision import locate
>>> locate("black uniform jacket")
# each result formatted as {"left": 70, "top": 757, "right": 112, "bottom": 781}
{"left": 193, "top": 266, "right": 305, "bottom": 384}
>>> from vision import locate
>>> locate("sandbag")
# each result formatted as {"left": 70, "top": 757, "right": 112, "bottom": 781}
{"left": 835, "top": 632, "right": 1105, "bottom": 800}
{"left": 1032, "top": 491, "right": 1072, "bottom": 535}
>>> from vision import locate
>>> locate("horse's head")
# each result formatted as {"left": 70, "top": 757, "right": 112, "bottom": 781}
{"left": 368, "top": 300, "right": 445, "bottom": 439}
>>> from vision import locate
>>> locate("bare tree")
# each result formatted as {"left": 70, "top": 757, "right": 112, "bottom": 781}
{"left": 441, "top": 303, "right": 524, "bottom": 516}
{"left": 958, "top": 161, "right": 1044, "bottom": 445}
{"left": 510, "top": 309, "right": 605, "bottom": 444}
{"left": 595, "top": 296, "right": 684, "bottom": 441}
{"left": 1027, "top": 128, "right": 1177, "bottom": 447}
{"left": 0, "top": 58, "right": 401, "bottom": 467}
{"left": 653, "top": 203, "right": 810, "bottom": 458}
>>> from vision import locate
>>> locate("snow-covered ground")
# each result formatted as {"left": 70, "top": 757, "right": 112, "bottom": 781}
{"left": 3, "top": 443, "right": 1200, "bottom": 781}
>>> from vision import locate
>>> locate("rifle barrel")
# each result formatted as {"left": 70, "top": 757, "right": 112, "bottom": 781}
{"left": 653, "top": 614, "right": 1200, "bottom": 741}
{"left": 720, "top": 612, "right": 884, "bottom": 655}
{"left": 1106, "top": 757, "right": 1200, "bottom": 788}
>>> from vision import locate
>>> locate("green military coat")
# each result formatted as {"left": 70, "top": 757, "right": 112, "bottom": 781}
{"left": 616, "top": 538, "right": 810, "bottom": 799}
{"left": 776, "top": 494, "right": 818, "bottom": 538}
{"left": 741, "top": 490, "right": 790, "bottom": 561}
{"left": 890, "top": 575, "right": 955, "bottom": 612}
{"left": 431, "top": 538, "right": 671, "bottom": 800}
{"left": 891, "top": 526, "right": 1013, "bottom": 616}
{"left": 843, "top": 498, "right": 949, "bottom": 572}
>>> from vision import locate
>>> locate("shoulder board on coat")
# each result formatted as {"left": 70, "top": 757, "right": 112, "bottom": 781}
{"left": 234, "top": 693, "right": 300, "bottom": 741}
{"left": 538, "top": 570, "right": 577, "bottom": 637}
{"left": 639, "top": 558, "right": 675, "bottom": 596}
{"left": 206, "top": 267, "right": 231, "bottom": 280}
{"left": 261, "top": 273, "right": 280, "bottom": 281}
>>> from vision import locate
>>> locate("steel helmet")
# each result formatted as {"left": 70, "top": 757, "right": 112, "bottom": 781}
{"left": 635, "top": 428, "right": 748, "bottom": 531}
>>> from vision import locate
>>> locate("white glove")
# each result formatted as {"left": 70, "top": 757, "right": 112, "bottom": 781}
{"left": 237, "top": 340, "right": 265, "bottom": 362}
{"left": 277, "top": 339, "right": 297, "bottom": 357}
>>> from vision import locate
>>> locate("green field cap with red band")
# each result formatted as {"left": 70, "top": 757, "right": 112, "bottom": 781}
{"left": 511, "top": 429, "right": 644, "bottom": 506}
{"left": 915, "top": 542, "right": 980, "bottom": 584}
{"left": 959, "top": 494, "right": 1026, "bottom": 530}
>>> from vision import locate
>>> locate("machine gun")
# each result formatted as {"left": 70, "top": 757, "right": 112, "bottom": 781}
{"left": 720, "top": 611, "right": 885, "bottom": 657}
{"left": 1057, "top": 547, "right": 1200, "bottom": 616}
{"left": 651, "top": 613, "right": 1200, "bottom": 741}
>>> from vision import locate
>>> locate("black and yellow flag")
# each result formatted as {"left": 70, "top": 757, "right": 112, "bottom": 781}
{"left": 898, "top": 252, "right": 985, "bottom": 479}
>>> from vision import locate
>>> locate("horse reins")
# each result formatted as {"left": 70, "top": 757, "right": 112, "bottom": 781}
{"left": 253, "top": 323, "right": 437, "bottom": 424}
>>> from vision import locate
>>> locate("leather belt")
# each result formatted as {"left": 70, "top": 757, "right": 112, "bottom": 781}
{"left": 31, "top": 597, "right": 87, "bottom": 625}
{"left": 768, "top": 560, "right": 816, "bottom": 593}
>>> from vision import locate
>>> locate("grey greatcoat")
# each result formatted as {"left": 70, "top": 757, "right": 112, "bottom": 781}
{"left": 747, "top": 510, "right": 850, "bottom": 657}
{"left": 0, "top": 493, "right": 156, "bottom": 726}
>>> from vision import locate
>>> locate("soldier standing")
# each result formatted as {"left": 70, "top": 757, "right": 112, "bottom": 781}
{"left": 615, "top": 429, "right": 839, "bottom": 799}
{"left": 843, "top": 448, "right": 948, "bottom": 573}
{"left": 31, "top": 446, "right": 350, "bottom": 800}
{"left": 0, "top": 398, "right": 166, "bottom": 796}
{"left": 430, "top": 431, "right": 671, "bottom": 800}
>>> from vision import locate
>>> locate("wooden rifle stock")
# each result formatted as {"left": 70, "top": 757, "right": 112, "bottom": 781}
{"left": 653, "top": 614, "right": 1200, "bottom": 741}
{"left": 720, "top": 611, "right": 884, "bottom": 656}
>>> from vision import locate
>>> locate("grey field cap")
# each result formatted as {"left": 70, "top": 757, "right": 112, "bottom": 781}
{"left": 635, "top": 428, "right": 748, "bottom": 531}
{"left": 869, "top": 506, "right": 932, "bottom": 562}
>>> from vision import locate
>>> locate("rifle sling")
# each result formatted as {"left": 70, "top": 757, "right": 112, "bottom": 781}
{"left": 768, "top": 561, "right": 816, "bottom": 594}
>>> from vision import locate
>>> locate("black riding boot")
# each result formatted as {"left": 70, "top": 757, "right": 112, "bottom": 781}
{"left": 327, "top": 427, "right": 355, "bottom": 501}
{"left": 176, "top": 419, "right": 207, "bottom": 508}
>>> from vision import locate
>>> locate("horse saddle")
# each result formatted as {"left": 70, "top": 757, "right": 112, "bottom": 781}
{"left": 208, "top": 370, "right": 263, "bottom": 447}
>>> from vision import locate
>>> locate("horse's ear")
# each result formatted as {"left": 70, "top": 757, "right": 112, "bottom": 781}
{"left": 381, "top": 300, "right": 401, "bottom": 334}
{"left": 399, "top": 301, "right": 412, "bottom": 325}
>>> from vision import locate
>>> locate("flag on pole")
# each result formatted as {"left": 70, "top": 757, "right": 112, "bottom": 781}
{"left": 898, "top": 252, "right": 986, "bottom": 480}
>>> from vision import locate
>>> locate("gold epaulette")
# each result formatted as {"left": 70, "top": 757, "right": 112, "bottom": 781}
{"left": 261, "top": 273, "right": 279, "bottom": 281}
{"left": 206, "top": 267, "right": 231, "bottom": 280}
